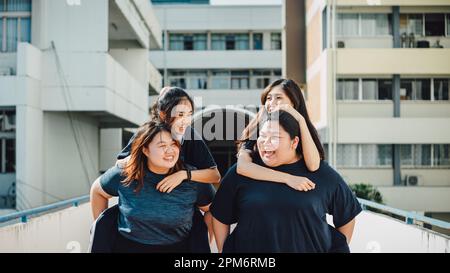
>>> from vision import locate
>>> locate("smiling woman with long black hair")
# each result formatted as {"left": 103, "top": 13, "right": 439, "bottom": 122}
{"left": 90, "top": 121, "right": 215, "bottom": 253}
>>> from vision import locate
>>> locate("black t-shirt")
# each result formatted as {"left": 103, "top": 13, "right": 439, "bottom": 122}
{"left": 117, "top": 126, "right": 217, "bottom": 170}
{"left": 210, "top": 157, "right": 362, "bottom": 253}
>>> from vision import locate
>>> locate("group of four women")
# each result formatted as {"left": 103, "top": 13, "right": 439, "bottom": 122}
{"left": 89, "top": 79, "right": 362, "bottom": 253}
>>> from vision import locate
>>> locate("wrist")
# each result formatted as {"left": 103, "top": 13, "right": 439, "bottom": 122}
{"left": 179, "top": 170, "right": 188, "bottom": 180}
{"left": 282, "top": 173, "right": 292, "bottom": 184}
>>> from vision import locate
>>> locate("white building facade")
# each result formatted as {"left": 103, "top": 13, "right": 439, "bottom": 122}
{"left": 0, "top": 0, "right": 162, "bottom": 211}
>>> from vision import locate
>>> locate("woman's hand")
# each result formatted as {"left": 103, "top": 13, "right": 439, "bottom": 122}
{"left": 156, "top": 170, "right": 187, "bottom": 193}
{"left": 272, "top": 103, "right": 304, "bottom": 123}
{"left": 285, "top": 175, "right": 316, "bottom": 191}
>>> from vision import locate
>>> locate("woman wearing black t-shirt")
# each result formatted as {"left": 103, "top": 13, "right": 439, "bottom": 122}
{"left": 211, "top": 111, "right": 362, "bottom": 253}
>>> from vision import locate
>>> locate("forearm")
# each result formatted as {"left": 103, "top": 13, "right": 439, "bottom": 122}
{"left": 212, "top": 217, "right": 230, "bottom": 253}
{"left": 237, "top": 153, "right": 291, "bottom": 184}
{"left": 298, "top": 118, "right": 320, "bottom": 171}
{"left": 189, "top": 168, "right": 221, "bottom": 184}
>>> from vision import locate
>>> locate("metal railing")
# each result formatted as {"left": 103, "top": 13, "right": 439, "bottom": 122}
{"left": 358, "top": 198, "right": 450, "bottom": 230}
{"left": 0, "top": 195, "right": 89, "bottom": 224}
{"left": 0, "top": 195, "right": 449, "bottom": 232}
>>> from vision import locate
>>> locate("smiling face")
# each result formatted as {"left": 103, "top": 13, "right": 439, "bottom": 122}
{"left": 167, "top": 99, "right": 193, "bottom": 137}
{"left": 257, "top": 120, "right": 299, "bottom": 167}
{"left": 143, "top": 130, "right": 180, "bottom": 174}
{"left": 264, "top": 86, "right": 294, "bottom": 113}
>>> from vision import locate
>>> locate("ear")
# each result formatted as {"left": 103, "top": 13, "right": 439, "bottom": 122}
{"left": 142, "top": 145, "right": 150, "bottom": 158}
{"left": 291, "top": 136, "right": 300, "bottom": 150}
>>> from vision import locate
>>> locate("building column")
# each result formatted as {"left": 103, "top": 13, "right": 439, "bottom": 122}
{"left": 392, "top": 6, "right": 400, "bottom": 48}
{"left": 393, "top": 74, "right": 402, "bottom": 186}
{"left": 282, "top": 0, "right": 306, "bottom": 84}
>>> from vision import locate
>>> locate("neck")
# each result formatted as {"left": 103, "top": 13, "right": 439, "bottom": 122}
{"left": 285, "top": 153, "right": 302, "bottom": 165}
{"left": 147, "top": 161, "right": 170, "bottom": 175}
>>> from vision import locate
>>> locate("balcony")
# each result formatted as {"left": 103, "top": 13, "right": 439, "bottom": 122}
{"left": 334, "top": 48, "right": 450, "bottom": 75}
{"left": 109, "top": 0, "right": 162, "bottom": 49}
{"left": 337, "top": 117, "right": 450, "bottom": 144}
{"left": 0, "top": 196, "right": 448, "bottom": 252}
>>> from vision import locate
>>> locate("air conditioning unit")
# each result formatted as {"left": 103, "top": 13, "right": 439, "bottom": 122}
{"left": 405, "top": 175, "right": 420, "bottom": 186}
{"left": 337, "top": 41, "right": 345, "bottom": 48}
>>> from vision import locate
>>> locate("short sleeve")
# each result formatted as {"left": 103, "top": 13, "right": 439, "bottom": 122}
{"left": 99, "top": 166, "right": 123, "bottom": 197}
{"left": 210, "top": 164, "right": 239, "bottom": 225}
{"left": 328, "top": 177, "right": 362, "bottom": 228}
{"left": 184, "top": 128, "right": 217, "bottom": 169}
{"left": 196, "top": 184, "right": 216, "bottom": 207}
{"left": 116, "top": 133, "right": 136, "bottom": 160}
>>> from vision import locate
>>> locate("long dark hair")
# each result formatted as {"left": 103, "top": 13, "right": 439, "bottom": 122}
{"left": 122, "top": 121, "right": 183, "bottom": 193}
{"left": 150, "top": 87, "right": 194, "bottom": 124}
{"left": 239, "top": 78, "right": 325, "bottom": 160}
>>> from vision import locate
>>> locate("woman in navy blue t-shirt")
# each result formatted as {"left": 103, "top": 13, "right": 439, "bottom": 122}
{"left": 90, "top": 121, "right": 215, "bottom": 252}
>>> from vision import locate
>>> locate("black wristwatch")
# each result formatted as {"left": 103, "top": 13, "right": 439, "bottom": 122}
{"left": 186, "top": 169, "right": 192, "bottom": 181}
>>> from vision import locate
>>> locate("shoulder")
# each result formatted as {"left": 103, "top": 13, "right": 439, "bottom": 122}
{"left": 101, "top": 165, "right": 124, "bottom": 182}
{"left": 315, "top": 161, "right": 347, "bottom": 188}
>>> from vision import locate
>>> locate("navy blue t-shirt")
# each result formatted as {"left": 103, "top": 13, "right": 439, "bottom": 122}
{"left": 100, "top": 165, "right": 215, "bottom": 245}
{"left": 117, "top": 126, "right": 217, "bottom": 170}
{"left": 210, "top": 158, "right": 362, "bottom": 253}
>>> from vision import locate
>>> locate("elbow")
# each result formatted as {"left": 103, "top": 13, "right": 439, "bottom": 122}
{"left": 307, "top": 162, "right": 320, "bottom": 172}
{"left": 212, "top": 168, "right": 221, "bottom": 183}
{"left": 306, "top": 160, "right": 321, "bottom": 172}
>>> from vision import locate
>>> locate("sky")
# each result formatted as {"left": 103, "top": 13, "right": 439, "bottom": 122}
{"left": 211, "top": 0, "right": 281, "bottom": 5}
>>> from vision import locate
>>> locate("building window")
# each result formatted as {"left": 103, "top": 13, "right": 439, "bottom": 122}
{"left": 337, "top": 144, "right": 359, "bottom": 167}
{"left": 211, "top": 70, "right": 230, "bottom": 89}
{"left": 253, "top": 33, "right": 263, "bottom": 50}
{"left": 211, "top": 34, "right": 225, "bottom": 50}
{"left": 187, "top": 70, "right": 208, "bottom": 89}
{"left": 168, "top": 71, "right": 186, "bottom": 89}
{"left": 337, "top": 79, "right": 358, "bottom": 100}
{"left": 400, "top": 79, "right": 431, "bottom": 100}
{"left": 234, "top": 34, "right": 249, "bottom": 50}
{"left": 361, "top": 144, "right": 393, "bottom": 167}
{"left": 192, "top": 34, "right": 207, "bottom": 50}
{"left": 211, "top": 34, "right": 249, "bottom": 50}
{"left": 362, "top": 79, "right": 392, "bottom": 100}
{"left": 434, "top": 144, "right": 450, "bottom": 167}
{"left": 400, "top": 144, "right": 447, "bottom": 168}
{"left": 401, "top": 13, "right": 447, "bottom": 38}
{"left": 337, "top": 144, "right": 392, "bottom": 168}
{"left": 336, "top": 13, "right": 359, "bottom": 36}
{"left": 434, "top": 79, "right": 449, "bottom": 100}
{"left": 230, "top": 71, "right": 249, "bottom": 89}
{"left": 447, "top": 14, "right": 450, "bottom": 36}
{"left": 361, "top": 14, "right": 391, "bottom": 36}
{"left": 0, "top": 0, "right": 32, "bottom": 52}
{"left": 0, "top": 109, "right": 16, "bottom": 173}
{"left": 168, "top": 33, "right": 207, "bottom": 50}
{"left": 169, "top": 34, "right": 183, "bottom": 50}
{"left": 270, "top": 32, "right": 281, "bottom": 50}
{"left": 425, "top": 13, "right": 445, "bottom": 36}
